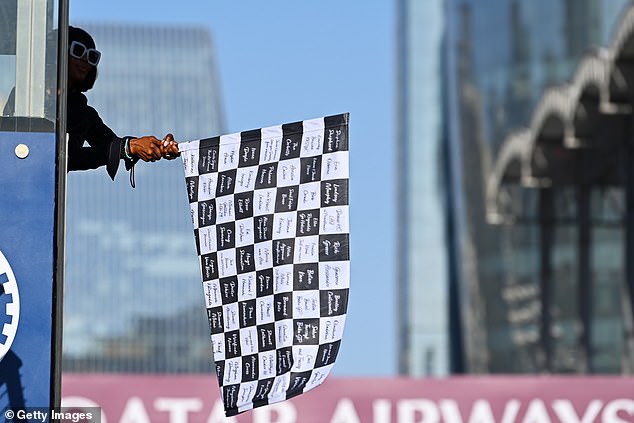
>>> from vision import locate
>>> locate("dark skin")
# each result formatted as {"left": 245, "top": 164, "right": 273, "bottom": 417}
{"left": 68, "top": 55, "right": 180, "bottom": 161}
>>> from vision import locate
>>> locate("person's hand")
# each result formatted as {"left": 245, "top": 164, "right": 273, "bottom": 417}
{"left": 161, "top": 133, "right": 180, "bottom": 160}
{"left": 129, "top": 136, "right": 163, "bottom": 162}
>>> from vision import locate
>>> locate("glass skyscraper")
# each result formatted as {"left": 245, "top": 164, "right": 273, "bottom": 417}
{"left": 445, "top": 0, "right": 633, "bottom": 373}
{"left": 396, "top": 0, "right": 450, "bottom": 376}
{"left": 62, "top": 23, "right": 224, "bottom": 373}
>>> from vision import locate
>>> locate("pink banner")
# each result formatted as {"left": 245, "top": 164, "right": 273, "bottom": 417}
{"left": 62, "top": 374, "right": 634, "bottom": 423}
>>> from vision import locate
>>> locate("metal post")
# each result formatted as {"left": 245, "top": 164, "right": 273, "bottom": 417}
{"left": 539, "top": 187, "right": 554, "bottom": 372}
{"left": 578, "top": 180, "right": 592, "bottom": 373}
{"left": 625, "top": 114, "right": 634, "bottom": 371}
{"left": 51, "top": 0, "right": 69, "bottom": 409}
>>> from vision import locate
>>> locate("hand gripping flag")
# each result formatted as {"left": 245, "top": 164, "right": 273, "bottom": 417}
{"left": 179, "top": 113, "right": 350, "bottom": 416}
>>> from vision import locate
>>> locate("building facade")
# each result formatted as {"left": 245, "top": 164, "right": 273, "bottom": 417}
{"left": 396, "top": 0, "right": 451, "bottom": 376}
{"left": 445, "top": 0, "right": 633, "bottom": 373}
{"left": 63, "top": 23, "right": 224, "bottom": 372}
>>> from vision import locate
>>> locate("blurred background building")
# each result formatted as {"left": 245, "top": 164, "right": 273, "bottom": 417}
{"left": 395, "top": 0, "right": 452, "bottom": 376}
{"left": 441, "top": 0, "right": 634, "bottom": 374}
{"left": 62, "top": 23, "right": 224, "bottom": 373}
{"left": 61, "top": 0, "right": 634, "bottom": 380}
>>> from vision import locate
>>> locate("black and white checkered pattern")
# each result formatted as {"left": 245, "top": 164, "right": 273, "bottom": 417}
{"left": 180, "top": 113, "right": 350, "bottom": 416}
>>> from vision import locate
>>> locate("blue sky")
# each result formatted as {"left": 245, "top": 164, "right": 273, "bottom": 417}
{"left": 70, "top": 1, "right": 396, "bottom": 376}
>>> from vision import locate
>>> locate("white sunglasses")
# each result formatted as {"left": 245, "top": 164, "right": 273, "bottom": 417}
{"left": 69, "top": 41, "right": 101, "bottom": 66}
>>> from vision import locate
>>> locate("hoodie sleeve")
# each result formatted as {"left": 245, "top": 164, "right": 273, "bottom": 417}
{"left": 67, "top": 97, "right": 138, "bottom": 181}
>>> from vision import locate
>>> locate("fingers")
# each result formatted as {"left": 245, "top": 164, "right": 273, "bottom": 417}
{"left": 129, "top": 135, "right": 180, "bottom": 162}
{"left": 161, "top": 134, "right": 180, "bottom": 160}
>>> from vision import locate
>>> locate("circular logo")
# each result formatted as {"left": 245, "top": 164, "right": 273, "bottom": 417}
{"left": 0, "top": 250, "right": 20, "bottom": 362}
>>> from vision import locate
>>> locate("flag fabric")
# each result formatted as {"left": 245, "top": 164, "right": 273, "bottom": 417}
{"left": 179, "top": 113, "right": 350, "bottom": 416}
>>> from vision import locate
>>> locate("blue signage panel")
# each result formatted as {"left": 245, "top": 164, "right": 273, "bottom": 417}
{"left": 0, "top": 131, "right": 57, "bottom": 410}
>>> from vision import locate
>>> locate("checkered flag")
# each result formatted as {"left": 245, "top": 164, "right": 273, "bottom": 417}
{"left": 180, "top": 113, "right": 350, "bottom": 416}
